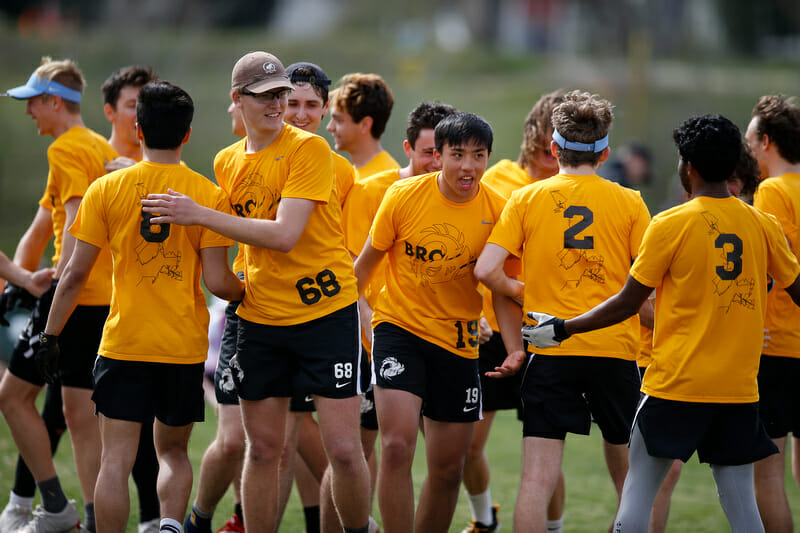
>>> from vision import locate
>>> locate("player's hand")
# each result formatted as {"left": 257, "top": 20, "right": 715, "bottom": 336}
{"left": 486, "top": 349, "right": 526, "bottom": 378}
{"left": 478, "top": 317, "right": 493, "bottom": 344}
{"left": 0, "top": 282, "right": 37, "bottom": 326}
{"left": 141, "top": 189, "right": 201, "bottom": 226}
{"left": 522, "top": 311, "right": 571, "bottom": 348}
{"left": 35, "top": 333, "right": 60, "bottom": 384}
{"left": 27, "top": 280, "right": 58, "bottom": 342}
{"left": 105, "top": 156, "right": 138, "bottom": 172}
{"left": 26, "top": 268, "right": 56, "bottom": 298}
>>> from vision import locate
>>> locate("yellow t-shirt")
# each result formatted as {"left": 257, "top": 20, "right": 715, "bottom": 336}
{"left": 355, "top": 150, "right": 400, "bottom": 182}
{"left": 479, "top": 159, "right": 543, "bottom": 331}
{"left": 370, "top": 173, "right": 507, "bottom": 359}
{"left": 631, "top": 196, "right": 800, "bottom": 403}
{"left": 489, "top": 173, "right": 651, "bottom": 360}
{"left": 637, "top": 324, "right": 653, "bottom": 368}
{"left": 214, "top": 125, "right": 357, "bottom": 326}
{"left": 69, "top": 161, "right": 233, "bottom": 364}
{"left": 333, "top": 151, "right": 355, "bottom": 206}
{"left": 754, "top": 173, "right": 800, "bottom": 357}
{"left": 38, "top": 126, "right": 118, "bottom": 306}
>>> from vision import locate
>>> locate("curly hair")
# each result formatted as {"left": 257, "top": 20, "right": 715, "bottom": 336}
{"left": 730, "top": 142, "right": 760, "bottom": 197}
{"left": 673, "top": 114, "right": 741, "bottom": 183}
{"left": 550, "top": 90, "right": 613, "bottom": 167}
{"left": 751, "top": 94, "right": 800, "bottom": 164}
{"left": 518, "top": 89, "right": 567, "bottom": 168}
{"left": 329, "top": 73, "right": 393, "bottom": 139}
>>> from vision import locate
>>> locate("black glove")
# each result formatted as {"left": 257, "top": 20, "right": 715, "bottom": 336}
{"left": 28, "top": 279, "right": 58, "bottom": 340}
{"left": 35, "top": 332, "right": 60, "bottom": 384}
{"left": 0, "top": 282, "right": 37, "bottom": 327}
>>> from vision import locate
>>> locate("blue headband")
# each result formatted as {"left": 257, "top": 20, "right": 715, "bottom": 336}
{"left": 552, "top": 128, "right": 608, "bottom": 152}
{"left": 4, "top": 73, "right": 82, "bottom": 103}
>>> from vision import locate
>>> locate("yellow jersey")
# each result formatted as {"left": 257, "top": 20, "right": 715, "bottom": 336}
{"left": 754, "top": 173, "right": 800, "bottom": 357}
{"left": 333, "top": 151, "right": 355, "bottom": 206}
{"left": 489, "top": 173, "right": 651, "bottom": 360}
{"left": 214, "top": 125, "right": 357, "bottom": 326}
{"left": 370, "top": 173, "right": 507, "bottom": 358}
{"left": 631, "top": 196, "right": 800, "bottom": 403}
{"left": 355, "top": 150, "right": 399, "bottom": 182}
{"left": 70, "top": 161, "right": 233, "bottom": 364}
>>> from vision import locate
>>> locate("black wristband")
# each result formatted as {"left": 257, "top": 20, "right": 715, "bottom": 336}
{"left": 553, "top": 318, "right": 570, "bottom": 342}
{"left": 39, "top": 332, "right": 59, "bottom": 346}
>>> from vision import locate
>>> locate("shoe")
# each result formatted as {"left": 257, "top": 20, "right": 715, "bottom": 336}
{"left": 0, "top": 503, "right": 32, "bottom": 533}
{"left": 137, "top": 518, "right": 160, "bottom": 533}
{"left": 214, "top": 514, "right": 243, "bottom": 533}
{"left": 17, "top": 501, "right": 80, "bottom": 533}
{"left": 461, "top": 504, "right": 500, "bottom": 533}
{"left": 368, "top": 515, "right": 380, "bottom": 533}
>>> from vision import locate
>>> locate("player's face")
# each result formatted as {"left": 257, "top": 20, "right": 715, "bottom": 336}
{"left": 727, "top": 177, "right": 744, "bottom": 198}
{"left": 285, "top": 83, "right": 328, "bottom": 134}
{"left": 235, "top": 87, "right": 289, "bottom": 136}
{"left": 744, "top": 117, "right": 767, "bottom": 178}
{"left": 528, "top": 127, "right": 559, "bottom": 177}
{"left": 25, "top": 95, "right": 55, "bottom": 136}
{"left": 109, "top": 85, "right": 141, "bottom": 148}
{"left": 435, "top": 140, "right": 489, "bottom": 203}
{"left": 326, "top": 105, "right": 360, "bottom": 153}
{"left": 407, "top": 129, "right": 440, "bottom": 176}
{"left": 227, "top": 101, "right": 245, "bottom": 138}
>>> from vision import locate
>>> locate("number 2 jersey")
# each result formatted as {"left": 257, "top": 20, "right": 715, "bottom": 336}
{"left": 630, "top": 196, "right": 800, "bottom": 403}
{"left": 214, "top": 124, "right": 358, "bottom": 326}
{"left": 369, "top": 173, "right": 507, "bottom": 359}
{"left": 69, "top": 161, "right": 234, "bottom": 364}
{"left": 489, "top": 173, "right": 651, "bottom": 360}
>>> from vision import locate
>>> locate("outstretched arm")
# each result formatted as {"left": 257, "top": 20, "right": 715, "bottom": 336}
{"left": 0, "top": 253, "right": 53, "bottom": 297}
{"left": 142, "top": 189, "right": 316, "bottom": 253}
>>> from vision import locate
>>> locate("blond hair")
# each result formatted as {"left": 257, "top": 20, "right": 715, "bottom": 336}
{"left": 35, "top": 56, "right": 85, "bottom": 113}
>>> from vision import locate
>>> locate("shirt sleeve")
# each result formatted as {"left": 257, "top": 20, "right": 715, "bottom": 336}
{"left": 755, "top": 181, "right": 799, "bottom": 253}
{"left": 69, "top": 179, "right": 108, "bottom": 249}
{"left": 369, "top": 182, "right": 400, "bottom": 252}
{"left": 47, "top": 143, "right": 91, "bottom": 204}
{"left": 629, "top": 218, "right": 670, "bottom": 289}
{"left": 282, "top": 136, "right": 334, "bottom": 204}
{"left": 763, "top": 212, "right": 800, "bottom": 289}
{"left": 487, "top": 191, "right": 525, "bottom": 258}
{"left": 629, "top": 193, "right": 652, "bottom": 259}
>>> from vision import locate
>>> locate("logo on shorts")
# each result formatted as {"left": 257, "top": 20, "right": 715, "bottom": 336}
{"left": 335, "top": 381, "right": 351, "bottom": 389}
{"left": 463, "top": 406, "right": 478, "bottom": 413}
{"left": 379, "top": 357, "right": 405, "bottom": 380}
{"left": 360, "top": 394, "right": 374, "bottom": 414}
{"left": 227, "top": 355, "right": 244, "bottom": 388}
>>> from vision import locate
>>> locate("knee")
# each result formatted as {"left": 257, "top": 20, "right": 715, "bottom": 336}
{"left": 325, "top": 437, "right": 362, "bottom": 472}
{"left": 217, "top": 432, "right": 246, "bottom": 460}
{"left": 245, "top": 436, "right": 283, "bottom": 466}
{"left": 429, "top": 457, "right": 467, "bottom": 488}
{"left": 464, "top": 443, "right": 484, "bottom": 466}
{"left": 380, "top": 435, "right": 415, "bottom": 470}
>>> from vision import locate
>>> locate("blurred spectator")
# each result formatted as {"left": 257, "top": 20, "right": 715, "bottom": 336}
{"left": 600, "top": 141, "right": 653, "bottom": 188}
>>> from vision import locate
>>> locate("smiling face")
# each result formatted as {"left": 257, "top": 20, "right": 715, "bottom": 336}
{"left": 234, "top": 88, "right": 289, "bottom": 138}
{"left": 435, "top": 139, "right": 489, "bottom": 203}
{"left": 107, "top": 85, "right": 141, "bottom": 148}
{"left": 406, "top": 128, "right": 440, "bottom": 176}
{"left": 326, "top": 104, "right": 362, "bottom": 153}
{"left": 285, "top": 82, "right": 328, "bottom": 134}
{"left": 25, "top": 95, "right": 57, "bottom": 136}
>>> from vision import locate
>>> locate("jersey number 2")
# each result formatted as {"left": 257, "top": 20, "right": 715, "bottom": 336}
{"left": 564, "top": 206, "right": 594, "bottom": 249}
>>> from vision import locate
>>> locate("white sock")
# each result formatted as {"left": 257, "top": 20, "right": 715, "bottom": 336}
{"left": 159, "top": 518, "right": 181, "bottom": 533}
{"left": 546, "top": 517, "right": 564, "bottom": 532}
{"left": 467, "top": 488, "right": 493, "bottom": 525}
{"left": 8, "top": 492, "right": 34, "bottom": 509}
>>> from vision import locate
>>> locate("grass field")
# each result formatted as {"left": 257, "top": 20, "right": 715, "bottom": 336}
{"left": 2, "top": 397, "right": 800, "bottom": 532}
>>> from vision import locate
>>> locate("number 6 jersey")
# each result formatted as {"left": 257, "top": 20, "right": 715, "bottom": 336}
{"left": 489, "top": 173, "right": 651, "bottom": 360}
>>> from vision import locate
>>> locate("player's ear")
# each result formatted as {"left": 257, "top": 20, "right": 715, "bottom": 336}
{"left": 550, "top": 140, "right": 559, "bottom": 159}
{"left": 103, "top": 102, "right": 114, "bottom": 122}
{"left": 403, "top": 139, "right": 413, "bottom": 159}
{"left": 135, "top": 122, "right": 144, "bottom": 143}
{"left": 321, "top": 100, "right": 329, "bottom": 117}
{"left": 359, "top": 116, "right": 373, "bottom": 136}
{"left": 598, "top": 147, "right": 611, "bottom": 163}
{"left": 181, "top": 126, "right": 192, "bottom": 146}
{"left": 433, "top": 148, "right": 442, "bottom": 167}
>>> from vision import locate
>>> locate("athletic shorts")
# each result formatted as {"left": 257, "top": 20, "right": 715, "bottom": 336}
{"left": 289, "top": 391, "right": 316, "bottom": 412}
{"left": 234, "top": 303, "right": 362, "bottom": 402}
{"left": 372, "top": 322, "right": 481, "bottom": 423}
{"left": 757, "top": 354, "right": 800, "bottom": 438}
{"left": 360, "top": 389, "right": 378, "bottom": 431}
{"left": 214, "top": 300, "right": 241, "bottom": 405}
{"left": 479, "top": 332, "right": 523, "bottom": 414}
{"left": 635, "top": 396, "right": 778, "bottom": 465}
{"left": 520, "top": 354, "right": 640, "bottom": 444}
{"left": 7, "top": 280, "right": 58, "bottom": 386}
{"left": 92, "top": 356, "right": 205, "bottom": 427}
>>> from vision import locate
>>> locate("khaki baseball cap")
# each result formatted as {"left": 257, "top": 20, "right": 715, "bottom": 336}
{"left": 231, "top": 52, "right": 292, "bottom": 93}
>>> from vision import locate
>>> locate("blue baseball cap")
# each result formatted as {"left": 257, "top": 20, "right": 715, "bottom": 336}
{"left": 4, "top": 72, "right": 82, "bottom": 103}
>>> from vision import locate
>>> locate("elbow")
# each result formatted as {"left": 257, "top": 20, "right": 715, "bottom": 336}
{"left": 207, "top": 279, "right": 244, "bottom": 302}
{"left": 473, "top": 261, "right": 492, "bottom": 286}
{"left": 273, "top": 233, "right": 301, "bottom": 254}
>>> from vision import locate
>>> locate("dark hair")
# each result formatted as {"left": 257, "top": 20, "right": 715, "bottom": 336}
{"left": 287, "top": 63, "right": 330, "bottom": 104}
{"left": 136, "top": 82, "right": 193, "bottom": 150}
{"left": 330, "top": 73, "right": 393, "bottom": 139}
{"left": 101, "top": 65, "right": 157, "bottom": 108}
{"left": 751, "top": 95, "right": 800, "bottom": 164}
{"left": 551, "top": 90, "right": 613, "bottom": 167}
{"left": 406, "top": 102, "right": 458, "bottom": 149}
{"left": 434, "top": 113, "right": 493, "bottom": 153}
{"left": 731, "top": 142, "right": 760, "bottom": 197}
{"left": 672, "top": 114, "right": 741, "bottom": 183}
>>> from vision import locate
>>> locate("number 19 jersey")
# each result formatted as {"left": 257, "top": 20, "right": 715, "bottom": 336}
{"left": 489, "top": 173, "right": 651, "bottom": 360}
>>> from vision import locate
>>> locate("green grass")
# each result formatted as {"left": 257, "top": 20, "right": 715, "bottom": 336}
{"left": 3, "top": 402, "right": 800, "bottom": 532}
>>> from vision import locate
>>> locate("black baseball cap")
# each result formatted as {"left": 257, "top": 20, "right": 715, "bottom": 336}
{"left": 286, "top": 62, "right": 331, "bottom": 88}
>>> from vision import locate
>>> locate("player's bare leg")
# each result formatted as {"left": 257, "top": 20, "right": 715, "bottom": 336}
{"left": 0, "top": 374, "right": 54, "bottom": 481}
{"left": 754, "top": 437, "right": 792, "bottom": 533}
{"left": 153, "top": 420, "right": 195, "bottom": 523}
{"left": 415, "top": 418, "right": 474, "bottom": 532}
{"left": 95, "top": 415, "right": 141, "bottom": 532}
{"left": 62, "top": 387, "right": 101, "bottom": 505}
{"left": 514, "top": 437, "right": 564, "bottom": 533}
{"left": 194, "top": 404, "right": 245, "bottom": 516}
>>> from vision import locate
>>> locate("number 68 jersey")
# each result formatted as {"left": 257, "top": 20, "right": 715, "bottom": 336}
{"left": 489, "top": 173, "right": 651, "bottom": 360}
{"left": 630, "top": 196, "right": 800, "bottom": 403}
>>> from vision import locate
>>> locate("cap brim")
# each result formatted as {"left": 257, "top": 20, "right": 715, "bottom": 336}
{"left": 246, "top": 79, "right": 293, "bottom": 93}
{"left": 5, "top": 85, "right": 42, "bottom": 100}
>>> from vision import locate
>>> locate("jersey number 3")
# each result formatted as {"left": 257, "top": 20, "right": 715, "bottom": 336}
{"left": 715, "top": 233, "right": 743, "bottom": 280}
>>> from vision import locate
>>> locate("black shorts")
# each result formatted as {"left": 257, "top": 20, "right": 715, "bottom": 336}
{"left": 360, "top": 389, "right": 378, "bottom": 431}
{"left": 520, "top": 354, "right": 640, "bottom": 444}
{"left": 479, "top": 332, "right": 523, "bottom": 413}
{"left": 757, "top": 354, "right": 800, "bottom": 439}
{"left": 289, "top": 391, "right": 316, "bottom": 412}
{"left": 372, "top": 322, "right": 481, "bottom": 423}
{"left": 214, "top": 300, "right": 241, "bottom": 405}
{"left": 234, "top": 303, "right": 362, "bottom": 402}
{"left": 635, "top": 396, "right": 778, "bottom": 465}
{"left": 7, "top": 281, "right": 58, "bottom": 386}
{"left": 92, "top": 356, "right": 205, "bottom": 427}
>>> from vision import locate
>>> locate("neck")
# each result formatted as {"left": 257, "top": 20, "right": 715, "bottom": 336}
{"left": 51, "top": 113, "right": 84, "bottom": 139}
{"left": 558, "top": 163, "right": 598, "bottom": 176}
{"left": 349, "top": 139, "right": 383, "bottom": 169}
{"left": 108, "top": 131, "right": 142, "bottom": 160}
{"left": 398, "top": 164, "right": 415, "bottom": 180}
{"left": 525, "top": 163, "right": 558, "bottom": 182}
{"left": 244, "top": 124, "right": 283, "bottom": 153}
{"left": 691, "top": 179, "right": 730, "bottom": 199}
{"left": 764, "top": 158, "right": 800, "bottom": 178}
{"left": 143, "top": 146, "right": 182, "bottom": 165}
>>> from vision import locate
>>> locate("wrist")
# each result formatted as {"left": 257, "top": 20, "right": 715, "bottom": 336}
{"left": 554, "top": 318, "right": 570, "bottom": 341}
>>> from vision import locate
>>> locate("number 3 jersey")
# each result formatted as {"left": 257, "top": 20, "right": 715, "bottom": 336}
{"left": 369, "top": 173, "right": 507, "bottom": 359}
{"left": 214, "top": 124, "right": 358, "bottom": 326}
{"left": 489, "top": 173, "right": 651, "bottom": 360}
{"left": 630, "top": 196, "right": 800, "bottom": 403}
{"left": 70, "top": 161, "right": 234, "bottom": 364}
